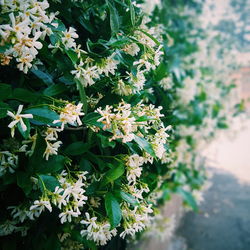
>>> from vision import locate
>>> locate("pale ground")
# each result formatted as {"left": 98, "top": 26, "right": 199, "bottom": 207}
{"left": 205, "top": 115, "right": 250, "bottom": 184}
{"left": 174, "top": 115, "right": 250, "bottom": 250}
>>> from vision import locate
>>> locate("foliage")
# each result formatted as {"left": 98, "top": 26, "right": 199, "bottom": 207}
{"left": 0, "top": 0, "right": 241, "bottom": 249}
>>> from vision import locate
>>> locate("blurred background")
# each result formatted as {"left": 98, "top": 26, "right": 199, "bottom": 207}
{"left": 172, "top": 0, "right": 250, "bottom": 249}
{"left": 140, "top": 0, "right": 250, "bottom": 249}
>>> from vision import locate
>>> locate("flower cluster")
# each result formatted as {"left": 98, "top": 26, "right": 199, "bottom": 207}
{"left": 125, "top": 154, "right": 144, "bottom": 184}
{"left": 53, "top": 102, "right": 84, "bottom": 130}
{"left": 96, "top": 100, "right": 170, "bottom": 157}
{"left": 71, "top": 53, "right": 119, "bottom": 87}
{"left": 56, "top": 171, "right": 88, "bottom": 224}
{"left": 43, "top": 127, "right": 62, "bottom": 160}
{"left": 9, "top": 170, "right": 88, "bottom": 225}
{"left": 0, "top": 0, "right": 57, "bottom": 73}
{"left": 120, "top": 203, "right": 153, "bottom": 239}
{"left": 80, "top": 213, "right": 117, "bottom": 246}
{"left": 0, "top": 151, "right": 18, "bottom": 177}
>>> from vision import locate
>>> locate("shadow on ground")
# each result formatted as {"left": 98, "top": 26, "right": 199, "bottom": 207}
{"left": 175, "top": 168, "right": 250, "bottom": 250}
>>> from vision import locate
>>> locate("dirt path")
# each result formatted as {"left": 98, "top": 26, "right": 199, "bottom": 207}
{"left": 174, "top": 118, "right": 250, "bottom": 250}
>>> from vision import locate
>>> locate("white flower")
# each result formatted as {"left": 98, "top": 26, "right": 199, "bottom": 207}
{"left": 112, "top": 79, "right": 133, "bottom": 96}
{"left": 97, "top": 55, "right": 119, "bottom": 76}
{"left": 71, "top": 60, "right": 84, "bottom": 78}
{"left": 0, "top": 220, "right": 17, "bottom": 236}
{"left": 8, "top": 206, "right": 29, "bottom": 223}
{"left": 7, "top": 105, "right": 33, "bottom": 137}
{"left": 82, "top": 66, "right": 100, "bottom": 87}
{"left": 44, "top": 127, "right": 61, "bottom": 141}
{"left": 16, "top": 54, "right": 33, "bottom": 73}
{"left": 62, "top": 27, "right": 79, "bottom": 49}
{"left": 29, "top": 199, "right": 52, "bottom": 219}
{"left": 160, "top": 76, "right": 173, "bottom": 90}
{"left": 126, "top": 71, "right": 146, "bottom": 93}
{"left": 59, "top": 209, "right": 80, "bottom": 224}
{"left": 2, "top": 13, "right": 30, "bottom": 39}
{"left": 53, "top": 103, "right": 85, "bottom": 129}
{"left": 0, "top": 151, "right": 18, "bottom": 176}
{"left": 43, "top": 140, "right": 62, "bottom": 160}
{"left": 80, "top": 212, "right": 98, "bottom": 230}
{"left": 80, "top": 214, "right": 117, "bottom": 245}
{"left": 123, "top": 43, "right": 140, "bottom": 56}
{"left": 154, "top": 45, "right": 164, "bottom": 66}
{"left": 120, "top": 227, "right": 136, "bottom": 239}
{"left": 96, "top": 105, "right": 114, "bottom": 128}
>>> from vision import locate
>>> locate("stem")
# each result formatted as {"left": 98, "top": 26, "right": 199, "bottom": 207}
{"left": 37, "top": 174, "right": 47, "bottom": 193}
{"left": 96, "top": 155, "right": 123, "bottom": 163}
{"left": 64, "top": 126, "right": 87, "bottom": 131}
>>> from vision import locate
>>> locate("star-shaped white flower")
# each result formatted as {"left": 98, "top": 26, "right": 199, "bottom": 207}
{"left": 7, "top": 105, "right": 33, "bottom": 137}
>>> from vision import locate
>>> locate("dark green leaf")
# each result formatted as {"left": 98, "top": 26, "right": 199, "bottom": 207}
{"left": 128, "top": 0, "right": 135, "bottom": 26}
{"left": 38, "top": 174, "right": 60, "bottom": 192}
{"left": 65, "top": 49, "right": 78, "bottom": 64}
{"left": 101, "top": 163, "right": 124, "bottom": 187}
{"left": 17, "top": 171, "right": 32, "bottom": 195}
{"left": 25, "top": 106, "right": 60, "bottom": 126}
{"left": 31, "top": 69, "right": 54, "bottom": 86}
{"left": 133, "top": 134, "right": 156, "bottom": 157}
{"left": 154, "top": 63, "right": 168, "bottom": 81}
{"left": 97, "top": 134, "right": 116, "bottom": 148}
{"left": 43, "top": 83, "right": 68, "bottom": 96}
{"left": 12, "top": 88, "right": 40, "bottom": 103}
{"left": 64, "top": 141, "right": 89, "bottom": 156}
{"left": 0, "top": 83, "right": 12, "bottom": 101}
{"left": 35, "top": 155, "right": 66, "bottom": 174}
{"left": 105, "top": 193, "right": 122, "bottom": 229}
{"left": 82, "top": 112, "right": 102, "bottom": 127}
{"left": 79, "top": 158, "right": 92, "bottom": 172}
{"left": 120, "top": 191, "right": 138, "bottom": 205}
{"left": 107, "top": 0, "right": 120, "bottom": 34}
{"left": 0, "top": 102, "right": 10, "bottom": 119}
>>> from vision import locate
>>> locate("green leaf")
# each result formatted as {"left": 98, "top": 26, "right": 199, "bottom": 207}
{"left": 107, "top": 0, "right": 120, "bottom": 34}
{"left": 17, "top": 171, "right": 32, "bottom": 195}
{"left": 65, "top": 49, "right": 78, "bottom": 64}
{"left": 0, "top": 102, "right": 10, "bottom": 119}
{"left": 0, "top": 44, "right": 11, "bottom": 53}
{"left": 135, "top": 116, "right": 153, "bottom": 122}
{"left": 128, "top": 0, "right": 135, "bottom": 26}
{"left": 31, "top": 69, "right": 54, "bottom": 86}
{"left": 133, "top": 134, "right": 156, "bottom": 157}
{"left": 97, "top": 134, "right": 116, "bottom": 148}
{"left": 82, "top": 112, "right": 102, "bottom": 127}
{"left": 154, "top": 63, "right": 168, "bottom": 81}
{"left": 120, "top": 191, "right": 138, "bottom": 206}
{"left": 38, "top": 174, "right": 60, "bottom": 192}
{"left": 43, "top": 83, "right": 68, "bottom": 96}
{"left": 12, "top": 88, "right": 40, "bottom": 103}
{"left": 64, "top": 141, "right": 89, "bottom": 156}
{"left": 79, "top": 158, "right": 92, "bottom": 172}
{"left": 0, "top": 83, "right": 12, "bottom": 101}
{"left": 35, "top": 155, "right": 66, "bottom": 174}
{"left": 17, "top": 118, "right": 30, "bottom": 139}
{"left": 25, "top": 106, "right": 59, "bottom": 126}
{"left": 101, "top": 163, "right": 124, "bottom": 187}
{"left": 76, "top": 79, "right": 88, "bottom": 114}
{"left": 137, "top": 29, "right": 161, "bottom": 46}
{"left": 177, "top": 188, "right": 198, "bottom": 212}
{"left": 105, "top": 193, "right": 122, "bottom": 229}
